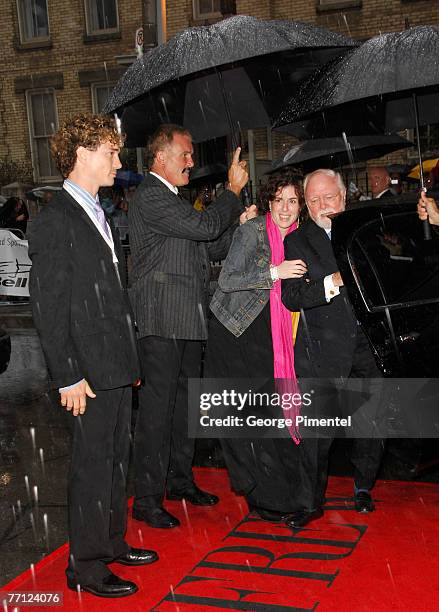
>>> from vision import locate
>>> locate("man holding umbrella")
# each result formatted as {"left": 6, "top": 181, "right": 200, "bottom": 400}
{"left": 129, "top": 124, "right": 249, "bottom": 529}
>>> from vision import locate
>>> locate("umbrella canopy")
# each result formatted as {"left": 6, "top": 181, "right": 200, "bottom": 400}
{"left": 26, "top": 185, "right": 62, "bottom": 201}
{"left": 274, "top": 25, "right": 439, "bottom": 133}
{"left": 189, "top": 163, "right": 228, "bottom": 187}
{"left": 268, "top": 134, "right": 413, "bottom": 173}
{"left": 408, "top": 158, "right": 439, "bottom": 180}
{"left": 104, "top": 15, "right": 356, "bottom": 145}
{"left": 114, "top": 170, "right": 144, "bottom": 188}
{"left": 273, "top": 25, "right": 439, "bottom": 239}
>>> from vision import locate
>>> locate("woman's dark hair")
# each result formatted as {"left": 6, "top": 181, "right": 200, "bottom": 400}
{"left": 257, "top": 170, "right": 305, "bottom": 218}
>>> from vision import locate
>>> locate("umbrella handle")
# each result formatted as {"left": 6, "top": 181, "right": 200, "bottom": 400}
{"left": 422, "top": 218, "right": 432, "bottom": 241}
{"left": 242, "top": 186, "right": 251, "bottom": 207}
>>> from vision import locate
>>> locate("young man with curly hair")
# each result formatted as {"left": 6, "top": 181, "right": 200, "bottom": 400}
{"left": 28, "top": 114, "right": 158, "bottom": 598}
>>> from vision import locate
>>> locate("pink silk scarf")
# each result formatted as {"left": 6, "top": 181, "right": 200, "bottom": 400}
{"left": 266, "top": 212, "right": 300, "bottom": 443}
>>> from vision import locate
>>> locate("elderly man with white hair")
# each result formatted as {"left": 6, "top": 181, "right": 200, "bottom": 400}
{"left": 282, "top": 169, "right": 385, "bottom": 529}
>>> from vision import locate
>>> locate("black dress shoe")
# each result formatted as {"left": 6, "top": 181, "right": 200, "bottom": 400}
{"left": 167, "top": 485, "right": 219, "bottom": 506}
{"left": 132, "top": 506, "right": 180, "bottom": 528}
{"left": 354, "top": 490, "right": 375, "bottom": 513}
{"left": 67, "top": 573, "right": 138, "bottom": 598}
{"left": 249, "top": 505, "right": 290, "bottom": 523}
{"left": 115, "top": 547, "right": 159, "bottom": 566}
{"left": 285, "top": 508, "right": 323, "bottom": 529}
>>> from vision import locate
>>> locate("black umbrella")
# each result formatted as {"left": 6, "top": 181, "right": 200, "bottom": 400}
{"left": 104, "top": 15, "right": 356, "bottom": 146}
{"left": 189, "top": 163, "right": 228, "bottom": 187}
{"left": 274, "top": 25, "right": 439, "bottom": 238}
{"left": 267, "top": 134, "right": 413, "bottom": 174}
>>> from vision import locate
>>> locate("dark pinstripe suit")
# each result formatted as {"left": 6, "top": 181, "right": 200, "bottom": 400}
{"left": 129, "top": 173, "right": 243, "bottom": 505}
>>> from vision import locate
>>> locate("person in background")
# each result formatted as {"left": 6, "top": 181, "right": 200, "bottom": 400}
{"left": 193, "top": 184, "right": 213, "bottom": 212}
{"left": 206, "top": 170, "right": 306, "bottom": 522}
{"left": 369, "top": 166, "right": 395, "bottom": 200}
{"left": 0, "top": 197, "right": 29, "bottom": 236}
{"left": 389, "top": 171, "right": 404, "bottom": 196}
{"left": 112, "top": 185, "right": 129, "bottom": 243}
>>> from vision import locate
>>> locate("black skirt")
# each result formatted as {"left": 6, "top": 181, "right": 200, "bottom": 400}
{"left": 204, "top": 305, "right": 301, "bottom": 513}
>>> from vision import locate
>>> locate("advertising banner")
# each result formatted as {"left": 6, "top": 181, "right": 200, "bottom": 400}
{"left": 0, "top": 230, "right": 31, "bottom": 296}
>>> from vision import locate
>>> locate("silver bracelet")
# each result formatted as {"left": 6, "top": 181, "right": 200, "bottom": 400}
{"left": 270, "top": 264, "right": 279, "bottom": 282}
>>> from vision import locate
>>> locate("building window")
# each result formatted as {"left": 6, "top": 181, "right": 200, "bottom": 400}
{"left": 193, "top": 0, "right": 221, "bottom": 20}
{"left": 317, "top": 0, "right": 362, "bottom": 9}
{"left": 17, "top": 0, "right": 50, "bottom": 43}
{"left": 407, "top": 125, "right": 439, "bottom": 159}
{"left": 91, "top": 83, "right": 115, "bottom": 113}
{"left": 85, "top": 0, "right": 119, "bottom": 34}
{"left": 26, "top": 89, "right": 59, "bottom": 182}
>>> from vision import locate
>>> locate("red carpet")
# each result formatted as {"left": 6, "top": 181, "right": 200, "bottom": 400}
{"left": 3, "top": 468, "right": 439, "bottom": 611}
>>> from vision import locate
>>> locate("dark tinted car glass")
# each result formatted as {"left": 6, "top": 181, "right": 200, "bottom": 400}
{"left": 348, "top": 211, "right": 439, "bottom": 310}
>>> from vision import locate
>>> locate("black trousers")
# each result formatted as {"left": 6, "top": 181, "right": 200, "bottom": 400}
{"left": 133, "top": 336, "right": 202, "bottom": 509}
{"left": 65, "top": 386, "right": 131, "bottom": 584}
{"left": 296, "top": 328, "right": 386, "bottom": 510}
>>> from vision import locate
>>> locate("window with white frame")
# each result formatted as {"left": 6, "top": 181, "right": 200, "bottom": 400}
{"left": 193, "top": 0, "right": 221, "bottom": 19}
{"left": 26, "top": 90, "right": 59, "bottom": 181}
{"left": 17, "top": 0, "right": 50, "bottom": 43}
{"left": 85, "top": 0, "right": 119, "bottom": 34}
{"left": 91, "top": 83, "right": 115, "bottom": 113}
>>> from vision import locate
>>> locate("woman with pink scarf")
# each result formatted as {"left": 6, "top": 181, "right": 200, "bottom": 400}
{"left": 206, "top": 171, "right": 306, "bottom": 523}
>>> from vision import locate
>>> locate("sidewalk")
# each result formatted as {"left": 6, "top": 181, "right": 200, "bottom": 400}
{"left": 0, "top": 302, "right": 33, "bottom": 331}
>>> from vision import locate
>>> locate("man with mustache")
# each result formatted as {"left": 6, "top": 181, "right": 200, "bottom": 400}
{"left": 282, "top": 169, "right": 385, "bottom": 527}
{"left": 129, "top": 124, "right": 249, "bottom": 528}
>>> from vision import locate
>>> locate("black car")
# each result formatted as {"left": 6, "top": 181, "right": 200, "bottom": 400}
{"left": 332, "top": 194, "right": 439, "bottom": 377}
{"left": 0, "top": 326, "right": 11, "bottom": 374}
{"left": 331, "top": 194, "right": 439, "bottom": 474}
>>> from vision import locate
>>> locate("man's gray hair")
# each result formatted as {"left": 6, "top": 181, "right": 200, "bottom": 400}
{"left": 303, "top": 169, "right": 346, "bottom": 193}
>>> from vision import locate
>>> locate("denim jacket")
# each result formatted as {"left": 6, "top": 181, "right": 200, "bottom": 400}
{"left": 210, "top": 216, "right": 273, "bottom": 337}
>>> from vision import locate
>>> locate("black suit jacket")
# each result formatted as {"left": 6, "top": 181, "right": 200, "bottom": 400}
{"left": 129, "top": 173, "right": 242, "bottom": 340}
{"left": 29, "top": 189, "right": 140, "bottom": 390}
{"left": 282, "top": 219, "right": 358, "bottom": 378}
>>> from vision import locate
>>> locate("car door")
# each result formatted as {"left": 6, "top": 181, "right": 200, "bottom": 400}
{"left": 332, "top": 197, "right": 439, "bottom": 377}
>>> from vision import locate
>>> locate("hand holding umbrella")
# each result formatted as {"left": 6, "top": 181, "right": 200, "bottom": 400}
{"left": 418, "top": 190, "right": 439, "bottom": 227}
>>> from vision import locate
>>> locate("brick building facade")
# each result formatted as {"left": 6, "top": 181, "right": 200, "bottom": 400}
{"left": 0, "top": 0, "right": 142, "bottom": 185}
{"left": 0, "top": 0, "right": 438, "bottom": 189}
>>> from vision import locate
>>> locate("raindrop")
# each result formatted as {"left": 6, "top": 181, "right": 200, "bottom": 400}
{"left": 43, "top": 513, "right": 49, "bottom": 548}
{"left": 97, "top": 500, "right": 105, "bottom": 523}
{"left": 137, "top": 529, "right": 144, "bottom": 546}
{"left": 198, "top": 100, "right": 208, "bottom": 128}
{"left": 386, "top": 561, "right": 396, "bottom": 590}
{"left": 11, "top": 505, "right": 17, "bottom": 524}
{"left": 33, "top": 485, "right": 39, "bottom": 505}
{"left": 29, "top": 427, "right": 36, "bottom": 452}
{"left": 39, "top": 448, "right": 45, "bottom": 478}
{"left": 181, "top": 499, "right": 191, "bottom": 527}
{"left": 30, "top": 512, "right": 37, "bottom": 543}
{"left": 24, "top": 475, "right": 31, "bottom": 503}
{"left": 30, "top": 563, "right": 36, "bottom": 587}
{"left": 342, "top": 14, "right": 351, "bottom": 38}
{"left": 17, "top": 499, "right": 22, "bottom": 516}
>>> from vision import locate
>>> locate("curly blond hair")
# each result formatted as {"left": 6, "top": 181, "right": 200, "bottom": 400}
{"left": 51, "top": 114, "right": 124, "bottom": 178}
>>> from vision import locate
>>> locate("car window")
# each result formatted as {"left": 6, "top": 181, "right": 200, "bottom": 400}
{"left": 348, "top": 211, "right": 439, "bottom": 310}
